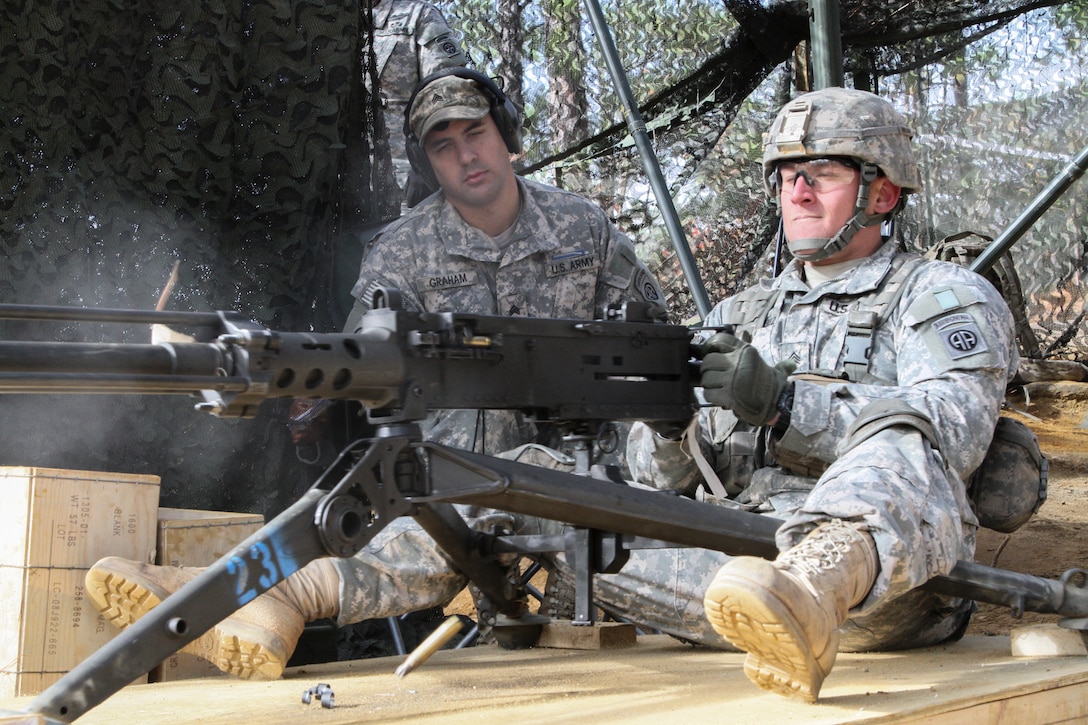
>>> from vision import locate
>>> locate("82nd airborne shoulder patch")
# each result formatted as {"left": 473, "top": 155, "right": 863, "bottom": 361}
{"left": 933, "top": 313, "right": 989, "bottom": 360}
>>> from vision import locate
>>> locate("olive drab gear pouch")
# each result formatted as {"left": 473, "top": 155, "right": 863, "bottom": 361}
{"left": 968, "top": 416, "right": 1048, "bottom": 533}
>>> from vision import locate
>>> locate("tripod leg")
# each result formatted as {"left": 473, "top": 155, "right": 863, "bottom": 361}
{"left": 25, "top": 436, "right": 415, "bottom": 724}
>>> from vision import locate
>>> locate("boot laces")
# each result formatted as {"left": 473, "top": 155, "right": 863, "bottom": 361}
{"left": 779, "top": 521, "right": 859, "bottom": 580}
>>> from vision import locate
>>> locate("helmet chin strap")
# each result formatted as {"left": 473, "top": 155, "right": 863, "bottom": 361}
{"left": 786, "top": 162, "right": 884, "bottom": 262}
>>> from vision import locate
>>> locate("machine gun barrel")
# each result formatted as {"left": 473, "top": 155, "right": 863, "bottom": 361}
{"left": 0, "top": 301, "right": 223, "bottom": 327}
{"left": 0, "top": 340, "right": 245, "bottom": 394}
{"left": 0, "top": 301, "right": 699, "bottom": 422}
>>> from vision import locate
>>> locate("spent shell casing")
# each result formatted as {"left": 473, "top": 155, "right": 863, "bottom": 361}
{"left": 394, "top": 615, "right": 464, "bottom": 678}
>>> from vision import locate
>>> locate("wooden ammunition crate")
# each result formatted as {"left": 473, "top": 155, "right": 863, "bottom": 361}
{"left": 155, "top": 507, "right": 265, "bottom": 568}
{"left": 0, "top": 467, "right": 160, "bottom": 698}
{"left": 151, "top": 507, "right": 265, "bottom": 683}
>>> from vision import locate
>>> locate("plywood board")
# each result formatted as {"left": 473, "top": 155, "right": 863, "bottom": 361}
{"left": 3, "top": 635, "right": 1088, "bottom": 724}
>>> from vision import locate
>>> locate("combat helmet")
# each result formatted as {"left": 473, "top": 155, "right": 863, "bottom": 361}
{"left": 762, "top": 87, "right": 921, "bottom": 261}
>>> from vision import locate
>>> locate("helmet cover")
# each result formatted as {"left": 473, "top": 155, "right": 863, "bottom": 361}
{"left": 762, "top": 87, "right": 921, "bottom": 197}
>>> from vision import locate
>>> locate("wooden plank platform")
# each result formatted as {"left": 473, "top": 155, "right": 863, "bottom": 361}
{"left": 3, "top": 634, "right": 1088, "bottom": 724}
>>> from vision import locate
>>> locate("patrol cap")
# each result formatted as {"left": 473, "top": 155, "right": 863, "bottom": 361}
{"left": 408, "top": 74, "right": 491, "bottom": 142}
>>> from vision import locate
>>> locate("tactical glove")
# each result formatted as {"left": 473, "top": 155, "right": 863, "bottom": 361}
{"left": 700, "top": 332, "right": 793, "bottom": 426}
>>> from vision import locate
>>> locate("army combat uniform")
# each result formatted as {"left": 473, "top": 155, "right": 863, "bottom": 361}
{"left": 622, "top": 239, "right": 1019, "bottom": 650}
{"left": 332, "top": 175, "right": 666, "bottom": 625}
{"left": 369, "top": 0, "right": 470, "bottom": 190}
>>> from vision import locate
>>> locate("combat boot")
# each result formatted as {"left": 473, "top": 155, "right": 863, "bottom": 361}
{"left": 703, "top": 520, "right": 877, "bottom": 702}
{"left": 86, "top": 556, "right": 340, "bottom": 680}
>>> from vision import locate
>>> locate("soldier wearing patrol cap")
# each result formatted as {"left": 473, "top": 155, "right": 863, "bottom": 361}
{"left": 628, "top": 86, "right": 1020, "bottom": 702}
{"left": 84, "top": 67, "right": 667, "bottom": 681}
{"left": 347, "top": 66, "right": 667, "bottom": 447}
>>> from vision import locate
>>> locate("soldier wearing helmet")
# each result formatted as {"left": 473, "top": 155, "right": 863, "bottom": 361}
{"left": 628, "top": 87, "right": 1020, "bottom": 702}
{"left": 762, "top": 86, "right": 921, "bottom": 263}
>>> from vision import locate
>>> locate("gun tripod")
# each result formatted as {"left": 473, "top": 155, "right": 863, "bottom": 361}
{"left": 14, "top": 421, "right": 1088, "bottom": 723}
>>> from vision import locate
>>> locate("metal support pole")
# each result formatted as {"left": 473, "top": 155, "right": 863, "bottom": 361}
{"left": 971, "top": 141, "right": 1088, "bottom": 276}
{"left": 809, "top": 0, "right": 844, "bottom": 89}
{"left": 582, "top": 0, "right": 712, "bottom": 320}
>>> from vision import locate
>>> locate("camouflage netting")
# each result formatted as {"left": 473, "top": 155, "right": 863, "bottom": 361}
{"left": 1, "top": 0, "right": 1086, "bottom": 519}
{"left": 457, "top": 0, "right": 1088, "bottom": 349}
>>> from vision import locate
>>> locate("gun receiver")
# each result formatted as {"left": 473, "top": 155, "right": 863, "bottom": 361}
{"left": 2, "top": 298, "right": 1086, "bottom": 724}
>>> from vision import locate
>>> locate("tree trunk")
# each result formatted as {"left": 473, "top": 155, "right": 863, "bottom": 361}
{"left": 544, "top": 0, "right": 590, "bottom": 151}
{"left": 496, "top": 0, "right": 527, "bottom": 111}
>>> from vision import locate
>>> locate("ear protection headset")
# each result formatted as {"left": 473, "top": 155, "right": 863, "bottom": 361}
{"left": 404, "top": 67, "right": 522, "bottom": 189}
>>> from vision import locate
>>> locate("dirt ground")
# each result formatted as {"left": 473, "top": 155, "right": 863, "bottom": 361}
{"left": 969, "top": 380, "right": 1088, "bottom": 635}
{"left": 447, "top": 380, "right": 1088, "bottom": 638}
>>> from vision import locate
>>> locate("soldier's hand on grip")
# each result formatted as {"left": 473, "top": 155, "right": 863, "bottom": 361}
{"left": 699, "top": 332, "right": 792, "bottom": 426}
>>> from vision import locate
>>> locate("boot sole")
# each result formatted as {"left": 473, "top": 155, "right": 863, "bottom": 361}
{"left": 704, "top": 568, "right": 825, "bottom": 702}
{"left": 85, "top": 568, "right": 288, "bottom": 681}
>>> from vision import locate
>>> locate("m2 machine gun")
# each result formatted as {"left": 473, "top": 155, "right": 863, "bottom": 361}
{"left": 1, "top": 294, "right": 1087, "bottom": 724}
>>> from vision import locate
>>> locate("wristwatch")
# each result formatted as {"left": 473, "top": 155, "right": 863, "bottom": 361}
{"left": 772, "top": 382, "right": 795, "bottom": 432}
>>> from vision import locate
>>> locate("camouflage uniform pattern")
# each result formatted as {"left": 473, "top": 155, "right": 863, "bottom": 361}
{"left": 370, "top": 0, "right": 469, "bottom": 189}
{"left": 348, "top": 176, "right": 662, "bottom": 323}
{"left": 333, "top": 176, "right": 665, "bottom": 623}
{"left": 626, "top": 239, "right": 1019, "bottom": 650}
